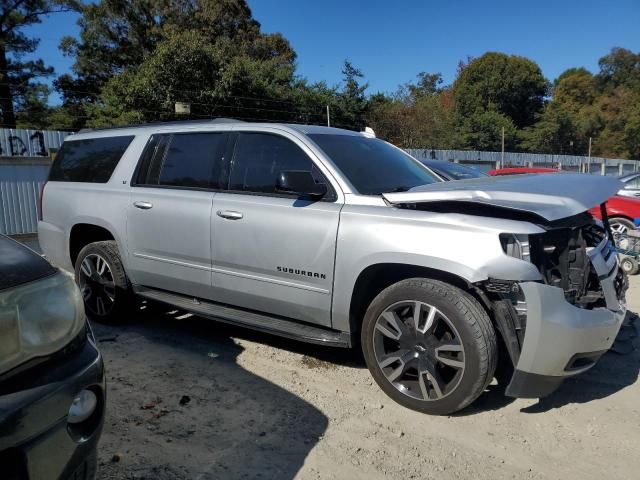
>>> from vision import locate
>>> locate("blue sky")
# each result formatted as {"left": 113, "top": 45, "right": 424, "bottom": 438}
{"left": 24, "top": 0, "right": 640, "bottom": 100}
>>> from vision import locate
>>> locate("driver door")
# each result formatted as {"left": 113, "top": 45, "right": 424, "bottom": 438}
{"left": 210, "top": 131, "right": 342, "bottom": 327}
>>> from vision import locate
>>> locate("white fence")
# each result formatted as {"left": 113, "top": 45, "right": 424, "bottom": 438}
{"left": 0, "top": 158, "right": 50, "bottom": 235}
{"left": 407, "top": 149, "right": 639, "bottom": 175}
{"left": 0, "top": 128, "right": 71, "bottom": 235}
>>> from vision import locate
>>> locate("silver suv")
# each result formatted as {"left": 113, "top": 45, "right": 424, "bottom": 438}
{"left": 38, "top": 119, "right": 627, "bottom": 414}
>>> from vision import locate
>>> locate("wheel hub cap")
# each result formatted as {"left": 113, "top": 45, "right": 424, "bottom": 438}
{"left": 373, "top": 301, "right": 466, "bottom": 401}
{"left": 78, "top": 253, "right": 116, "bottom": 317}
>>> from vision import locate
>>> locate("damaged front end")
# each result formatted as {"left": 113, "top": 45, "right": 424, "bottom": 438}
{"left": 484, "top": 210, "right": 627, "bottom": 398}
{"left": 383, "top": 174, "right": 627, "bottom": 398}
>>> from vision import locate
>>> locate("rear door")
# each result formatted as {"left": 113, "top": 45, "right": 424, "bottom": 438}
{"left": 126, "top": 131, "right": 228, "bottom": 299}
{"left": 210, "top": 131, "right": 342, "bottom": 326}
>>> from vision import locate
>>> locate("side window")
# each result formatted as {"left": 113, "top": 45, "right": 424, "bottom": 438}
{"left": 49, "top": 136, "right": 134, "bottom": 183}
{"left": 134, "top": 133, "right": 227, "bottom": 189}
{"left": 229, "top": 132, "right": 328, "bottom": 195}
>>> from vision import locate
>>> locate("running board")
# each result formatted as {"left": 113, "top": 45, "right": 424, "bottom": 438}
{"left": 133, "top": 285, "right": 351, "bottom": 348}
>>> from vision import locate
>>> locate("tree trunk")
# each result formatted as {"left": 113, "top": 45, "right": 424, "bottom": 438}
{"left": 0, "top": 43, "right": 16, "bottom": 129}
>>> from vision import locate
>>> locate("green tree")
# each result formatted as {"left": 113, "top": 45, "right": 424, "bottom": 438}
{"left": 595, "top": 47, "right": 640, "bottom": 92}
{"left": 520, "top": 66, "right": 604, "bottom": 155}
{"left": 367, "top": 72, "right": 454, "bottom": 148}
{"left": 57, "top": 0, "right": 296, "bottom": 116}
{"left": 337, "top": 60, "right": 369, "bottom": 129}
{"left": 452, "top": 52, "right": 547, "bottom": 129}
{"left": 87, "top": 28, "right": 306, "bottom": 127}
{"left": 520, "top": 104, "right": 584, "bottom": 154}
{"left": 459, "top": 110, "right": 517, "bottom": 151}
{"left": 407, "top": 72, "right": 443, "bottom": 98}
{"left": 553, "top": 67, "right": 597, "bottom": 108}
{"left": 0, "top": 0, "right": 77, "bottom": 128}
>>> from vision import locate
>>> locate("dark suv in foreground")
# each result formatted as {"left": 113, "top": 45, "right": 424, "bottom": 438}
{"left": 0, "top": 235, "right": 105, "bottom": 480}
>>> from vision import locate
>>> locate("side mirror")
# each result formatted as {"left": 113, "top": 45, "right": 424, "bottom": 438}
{"left": 276, "top": 170, "right": 327, "bottom": 198}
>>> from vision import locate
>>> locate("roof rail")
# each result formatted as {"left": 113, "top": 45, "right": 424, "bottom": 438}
{"left": 77, "top": 117, "right": 245, "bottom": 133}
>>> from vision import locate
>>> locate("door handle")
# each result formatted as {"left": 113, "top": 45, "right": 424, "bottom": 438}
{"left": 217, "top": 210, "right": 243, "bottom": 220}
{"left": 133, "top": 201, "right": 153, "bottom": 210}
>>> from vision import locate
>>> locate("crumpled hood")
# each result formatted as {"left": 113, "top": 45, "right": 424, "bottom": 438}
{"left": 382, "top": 173, "right": 623, "bottom": 221}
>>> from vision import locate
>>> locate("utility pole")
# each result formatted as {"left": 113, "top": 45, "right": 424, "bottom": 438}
{"left": 326, "top": 105, "right": 331, "bottom": 127}
{"left": 587, "top": 136, "right": 592, "bottom": 174}
{"left": 501, "top": 126, "right": 505, "bottom": 169}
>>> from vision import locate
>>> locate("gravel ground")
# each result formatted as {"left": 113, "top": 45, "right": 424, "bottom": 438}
{"left": 88, "top": 276, "right": 640, "bottom": 480}
{"left": 13, "top": 234, "right": 640, "bottom": 479}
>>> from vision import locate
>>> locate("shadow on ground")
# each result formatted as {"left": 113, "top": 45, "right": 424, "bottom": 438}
{"left": 93, "top": 303, "right": 330, "bottom": 480}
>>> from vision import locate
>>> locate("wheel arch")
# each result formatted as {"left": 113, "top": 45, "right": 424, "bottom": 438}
{"left": 347, "top": 262, "right": 491, "bottom": 337}
{"left": 608, "top": 214, "right": 635, "bottom": 222}
{"left": 69, "top": 222, "right": 119, "bottom": 267}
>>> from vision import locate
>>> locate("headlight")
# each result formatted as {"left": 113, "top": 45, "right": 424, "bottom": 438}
{"left": 0, "top": 271, "right": 86, "bottom": 374}
{"left": 500, "top": 234, "right": 531, "bottom": 262}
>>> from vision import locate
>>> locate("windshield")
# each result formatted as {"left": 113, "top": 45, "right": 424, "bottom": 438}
{"left": 429, "top": 162, "right": 487, "bottom": 180}
{"left": 309, "top": 134, "right": 439, "bottom": 195}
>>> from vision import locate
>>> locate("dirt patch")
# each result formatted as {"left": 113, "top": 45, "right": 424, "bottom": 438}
{"left": 301, "top": 355, "right": 338, "bottom": 370}
{"left": 90, "top": 276, "right": 640, "bottom": 480}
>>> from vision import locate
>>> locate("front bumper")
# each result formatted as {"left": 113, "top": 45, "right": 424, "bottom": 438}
{"left": 505, "top": 281, "right": 626, "bottom": 398}
{"left": 506, "top": 228, "right": 626, "bottom": 398}
{"left": 0, "top": 327, "right": 105, "bottom": 480}
{"left": 506, "top": 233, "right": 626, "bottom": 399}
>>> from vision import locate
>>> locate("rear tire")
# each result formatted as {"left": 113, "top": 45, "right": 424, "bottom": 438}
{"left": 361, "top": 278, "right": 497, "bottom": 415}
{"left": 75, "top": 240, "right": 134, "bottom": 323}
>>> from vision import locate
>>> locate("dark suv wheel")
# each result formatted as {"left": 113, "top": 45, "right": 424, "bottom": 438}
{"left": 75, "top": 240, "right": 134, "bottom": 322}
{"left": 361, "top": 278, "right": 497, "bottom": 415}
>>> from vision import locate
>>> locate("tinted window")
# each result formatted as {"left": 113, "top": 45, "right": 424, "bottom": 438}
{"left": 135, "top": 133, "right": 226, "bottom": 189}
{"left": 425, "top": 161, "right": 487, "bottom": 180}
{"left": 49, "top": 136, "right": 134, "bottom": 183}
{"left": 229, "top": 132, "right": 324, "bottom": 195}
{"left": 309, "top": 134, "right": 439, "bottom": 195}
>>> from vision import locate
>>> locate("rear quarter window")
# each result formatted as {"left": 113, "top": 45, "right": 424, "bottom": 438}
{"left": 48, "top": 135, "right": 135, "bottom": 183}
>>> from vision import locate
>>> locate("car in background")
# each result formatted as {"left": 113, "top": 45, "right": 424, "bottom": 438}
{"left": 489, "top": 167, "right": 640, "bottom": 239}
{"left": 590, "top": 195, "right": 640, "bottom": 237}
{"left": 618, "top": 172, "right": 640, "bottom": 198}
{"left": 0, "top": 235, "right": 105, "bottom": 480}
{"left": 488, "top": 166, "right": 559, "bottom": 176}
{"left": 422, "top": 160, "right": 487, "bottom": 181}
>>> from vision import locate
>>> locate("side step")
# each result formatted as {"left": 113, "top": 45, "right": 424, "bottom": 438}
{"left": 133, "top": 285, "right": 352, "bottom": 348}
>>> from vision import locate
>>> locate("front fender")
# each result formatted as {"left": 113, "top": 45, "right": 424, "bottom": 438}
{"left": 331, "top": 205, "right": 543, "bottom": 332}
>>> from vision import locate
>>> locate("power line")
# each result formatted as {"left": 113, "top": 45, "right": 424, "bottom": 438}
{"left": 8, "top": 104, "right": 352, "bottom": 129}
{"left": 4, "top": 100, "right": 328, "bottom": 122}
{"left": 1, "top": 72, "right": 337, "bottom": 109}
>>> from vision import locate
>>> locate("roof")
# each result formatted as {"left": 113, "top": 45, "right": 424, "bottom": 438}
{"left": 71, "top": 118, "right": 361, "bottom": 140}
{"left": 620, "top": 172, "right": 640, "bottom": 181}
{"left": 77, "top": 118, "right": 244, "bottom": 134}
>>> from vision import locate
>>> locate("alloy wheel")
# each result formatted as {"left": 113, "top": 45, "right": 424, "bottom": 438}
{"left": 78, "top": 253, "right": 116, "bottom": 316}
{"left": 610, "top": 220, "right": 632, "bottom": 249}
{"left": 372, "top": 300, "right": 466, "bottom": 401}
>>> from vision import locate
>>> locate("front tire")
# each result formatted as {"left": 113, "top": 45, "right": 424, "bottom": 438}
{"left": 361, "top": 278, "right": 497, "bottom": 415}
{"left": 75, "top": 240, "right": 134, "bottom": 323}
